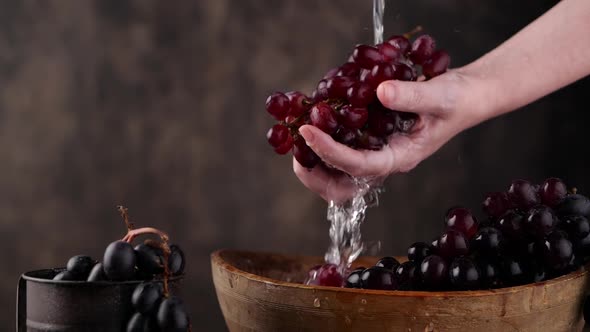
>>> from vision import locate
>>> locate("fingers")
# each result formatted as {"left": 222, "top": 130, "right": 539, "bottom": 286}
{"left": 377, "top": 80, "right": 443, "bottom": 115}
{"left": 292, "top": 158, "right": 358, "bottom": 203}
{"left": 298, "top": 125, "right": 395, "bottom": 177}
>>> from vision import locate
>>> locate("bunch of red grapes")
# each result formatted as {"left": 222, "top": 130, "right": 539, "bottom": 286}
{"left": 265, "top": 30, "right": 451, "bottom": 169}
{"left": 308, "top": 177, "right": 590, "bottom": 291}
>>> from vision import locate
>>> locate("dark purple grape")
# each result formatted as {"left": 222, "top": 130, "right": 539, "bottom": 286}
{"left": 476, "top": 259, "right": 502, "bottom": 288}
{"left": 449, "top": 257, "right": 480, "bottom": 290}
{"left": 395, "top": 261, "right": 419, "bottom": 290}
{"left": 265, "top": 92, "right": 290, "bottom": 121}
{"left": 501, "top": 257, "right": 530, "bottom": 286}
{"left": 135, "top": 244, "right": 164, "bottom": 279}
{"left": 338, "top": 105, "right": 368, "bottom": 129}
{"left": 422, "top": 49, "right": 450, "bottom": 78}
{"left": 420, "top": 255, "right": 448, "bottom": 290}
{"left": 53, "top": 270, "right": 77, "bottom": 281}
{"left": 407, "top": 242, "right": 432, "bottom": 263}
{"left": 87, "top": 263, "right": 107, "bottom": 282}
{"left": 556, "top": 194, "right": 590, "bottom": 218}
{"left": 157, "top": 296, "right": 190, "bottom": 332}
{"left": 507, "top": 180, "right": 539, "bottom": 210}
{"left": 326, "top": 76, "right": 356, "bottom": 99}
{"left": 393, "top": 63, "right": 416, "bottom": 81}
{"left": 542, "top": 231, "right": 573, "bottom": 270}
{"left": 540, "top": 178, "right": 567, "bottom": 207}
{"left": 482, "top": 192, "right": 510, "bottom": 218}
{"left": 360, "top": 267, "right": 397, "bottom": 290}
{"left": 363, "top": 63, "right": 396, "bottom": 89}
{"left": 525, "top": 205, "right": 557, "bottom": 239}
{"left": 103, "top": 241, "right": 137, "bottom": 281}
{"left": 561, "top": 215, "right": 590, "bottom": 239}
{"left": 377, "top": 43, "right": 402, "bottom": 63}
{"left": 132, "top": 282, "right": 164, "bottom": 315}
{"left": 310, "top": 102, "right": 338, "bottom": 135}
{"left": 66, "top": 255, "right": 95, "bottom": 279}
{"left": 471, "top": 227, "right": 504, "bottom": 257}
{"left": 437, "top": 230, "right": 469, "bottom": 259}
{"left": 266, "top": 124, "right": 290, "bottom": 148}
{"left": 346, "top": 82, "right": 375, "bottom": 107}
{"left": 352, "top": 45, "right": 384, "bottom": 69}
{"left": 333, "top": 127, "right": 359, "bottom": 146}
{"left": 168, "top": 245, "right": 185, "bottom": 276}
{"left": 409, "top": 35, "right": 436, "bottom": 65}
{"left": 127, "top": 312, "right": 148, "bottom": 332}
{"left": 375, "top": 256, "right": 400, "bottom": 272}
{"left": 336, "top": 62, "right": 360, "bottom": 77}
{"left": 445, "top": 207, "right": 478, "bottom": 238}
{"left": 497, "top": 210, "right": 525, "bottom": 239}
{"left": 345, "top": 269, "right": 363, "bottom": 288}
{"left": 285, "top": 91, "right": 311, "bottom": 117}
{"left": 386, "top": 35, "right": 410, "bottom": 53}
{"left": 530, "top": 261, "right": 546, "bottom": 282}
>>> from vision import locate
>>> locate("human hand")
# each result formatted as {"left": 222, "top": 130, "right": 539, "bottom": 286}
{"left": 293, "top": 68, "right": 488, "bottom": 202}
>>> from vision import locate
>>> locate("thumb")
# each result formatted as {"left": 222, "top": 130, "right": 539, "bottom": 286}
{"left": 377, "top": 80, "right": 442, "bottom": 115}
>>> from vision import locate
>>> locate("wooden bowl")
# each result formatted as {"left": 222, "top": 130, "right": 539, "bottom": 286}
{"left": 211, "top": 249, "right": 590, "bottom": 332}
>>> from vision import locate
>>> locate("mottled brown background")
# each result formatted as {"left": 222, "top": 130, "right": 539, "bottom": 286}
{"left": 1, "top": 0, "right": 588, "bottom": 331}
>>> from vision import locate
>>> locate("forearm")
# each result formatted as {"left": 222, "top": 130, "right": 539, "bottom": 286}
{"left": 463, "top": 0, "right": 590, "bottom": 123}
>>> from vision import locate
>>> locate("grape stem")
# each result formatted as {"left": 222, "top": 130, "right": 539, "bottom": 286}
{"left": 121, "top": 227, "right": 172, "bottom": 297}
{"left": 403, "top": 25, "right": 423, "bottom": 39}
{"left": 117, "top": 205, "right": 134, "bottom": 232}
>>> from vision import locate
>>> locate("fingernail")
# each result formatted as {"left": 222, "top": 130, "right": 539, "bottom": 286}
{"left": 299, "top": 126, "right": 315, "bottom": 144}
{"left": 377, "top": 82, "right": 393, "bottom": 102}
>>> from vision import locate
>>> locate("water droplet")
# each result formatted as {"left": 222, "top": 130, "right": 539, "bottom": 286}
{"left": 361, "top": 299, "right": 367, "bottom": 305}
{"left": 313, "top": 298, "right": 321, "bottom": 308}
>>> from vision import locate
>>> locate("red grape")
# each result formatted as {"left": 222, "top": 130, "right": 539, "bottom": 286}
{"left": 377, "top": 43, "right": 402, "bottom": 63}
{"left": 346, "top": 82, "right": 375, "bottom": 107}
{"left": 316, "top": 264, "right": 344, "bottom": 287}
{"left": 507, "top": 179, "right": 539, "bottom": 210}
{"left": 310, "top": 102, "right": 338, "bottom": 134}
{"left": 482, "top": 192, "right": 510, "bottom": 218}
{"left": 445, "top": 207, "right": 478, "bottom": 238}
{"left": 352, "top": 44, "right": 384, "bottom": 69}
{"left": 409, "top": 34, "right": 436, "bottom": 65}
{"left": 437, "top": 230, "right": 470, "bottom": 259}
{"left": 323, "top": 67, "right": 339, "bottom": 79}
{"left": 265, "top": 92, "right": 290, "bottom": 121}
{"left": 273, "top": 134, "right": 293, "bottom": 155}
{"left": 422, "top": 49, "right": 450, "bottom": 78}
{"left": 336, "top": 62, "right": 361, "bottom": 77}
{"left": 338, "top": 105, "right": 368, "bottom": 129}
{"left": 333, "top": 127, "right": 359, "bottom": 146}
{"left": 293, "top": 137, "right": 319, "bottom": 168}
{"left": 285, "top": 91, "right": 311, "bottom": 117}
{"left": 368, "top": 109, "right": 397, "bottom": 137}
{"left": 363, "top": 63, "right": 396, "bottom": 89}
{"left": 266, "top": 124, "right": 290, "bottom": 148}
{"left": 393, "top": 63, "right": 416, "bottom": 81}
{"left": 325, "top": 76, "right": 356, "bottom": 99}
{"left": 540, "top": 177, "right": 567, "bottom": 207}
{"left": 386, "top": 35, "right": 410, "bottom": 54}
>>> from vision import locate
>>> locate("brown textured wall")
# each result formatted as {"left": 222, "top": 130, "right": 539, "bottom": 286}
{"left": 1, "top": 0, "right": 588, "bottom": 330}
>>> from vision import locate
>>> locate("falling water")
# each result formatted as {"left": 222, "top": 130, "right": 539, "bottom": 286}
{"left": 373, "top": 0, "right": 385, "bottom": 44}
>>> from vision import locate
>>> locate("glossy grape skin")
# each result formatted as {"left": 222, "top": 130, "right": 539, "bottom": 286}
{"left": 386, "top": 35, "right": 410, "bottom": 53}
{"left": 336, "top": 62, "right": 360, "bottom": 78}
{"left": 360, "top": 267, "right": 397, "bottom": 290}
{"left": 315, "top": 264, "right": 343, "bottom": 287}
{"left": 346, "top": 82, "right": 375, "bottom": 107}
{"left": 333, "top": 127, "right": 359, "bottom": 146}
{"left": 375, "top": 256, "right": 400, "bottom": 272}
{"left": 285, "top": 91, "right": 311, "bottom": 117}
{"left": 363, "top": 63, "right": 396, "bottom": 89}
{"left": 542, "top": 231, "right": 573, "bottom": 270}
{"left": 326, "top": 76, "right": 356, "bottom": 99}
{"left": 103, "top": 241, "right": 137, "bottom": 281}
{"left": 66, "top": 255, "right": 95, "bottom": 278}
{"left": 395, "top": 261, "right": 419, "bottom": 290}
{"left": 87, "top": 263, "right": 108, "bottom": 282}
{"left": 126, "top": 312, "right": 147, "bottom": 332}
{"left": 132, "top": 282, "right": 164, "bottom": 315}
{"left": 409, "top": 35, "right": 436, "bottom": 65}
{"left": 377, "top": 43, "right": 402, "bottom": 62}
{"left": 407, "top": 242, "right": 432, "bottom": 263}
{"left": 476, "top": 259, "right": 502, "bottom": 289}
{"left": 556, "top": 194, "right": 590, "bottom": 218}
{"left": 273, "top": 135, "right": 294, "bottom": 155}
{"left": 525, "top": 205, "right": 557, "bottom": 239}
{"left": 437, "top": 230, "right": 469, "bottom": 259}
{"left": 265, "top": 92, "right": 290, "bottom": 121}
{"left": 266, "top": 124, "right": 290, "bottom": 148}
{"left": 561, "top": 215, "right": 590, "bottom": 239}
{"left": 420, "top": 255, "right": 449, "bottom": 290}
{"left": 393, "top": 63, "right": 416, "bottom": 81}
{"left": 157, "top": 296, "right": 190, "bottom": 332}
{"left": 53, "top": 270, "right": 77, "bottom": 281}
{"left": 507, "top": 179, "right": 539, "bottom": 210}
{"left": 422, "top": 49, "right": 450, "bottom": 78}
{"left": 501, "top": 257, "right": 530, "bottom": 286}
{"left": 540, "top": 178, "right": 567, "bottom": 207}
{"left": 352, "top": 45, "right": 384, "bottom": 69}
{"left": 168, "top": 245, "right": 185, "bottom": 276}
{"left": 482, "top": 192, "right": 510, "bottom": 219}
{"left": 310, "top": 102, "right": 339, "bottom": 134}
{"left": 345, "top": 269, "right": 363, "bottom": 288}
{"left": 445, "top": 207, "right": 478, "bottom": 238}
{"left": 471, "top": 227, "right": 504, "bottom": 257}
{"left": 449, "top": 257, "right": 480, "bottom": 290}
{"left": 497, "top": 211, "right": 526, "bottom": 240}
{"left": 338, "top": 105, "right": 368, "bottom": 129}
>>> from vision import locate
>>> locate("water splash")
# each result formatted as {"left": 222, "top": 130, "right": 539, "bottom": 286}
{"left": 373, "top": 0, "right": 385, "bottom": 44}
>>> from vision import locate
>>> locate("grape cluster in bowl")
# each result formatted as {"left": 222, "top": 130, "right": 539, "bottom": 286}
{"left": 265, "top": 29, "right": 451, "bottom": 169}
{"left": 51, "top": 207, "right": 190, "bottom": 331}
{"left": 309, "top": 178, "right": 590, "bottom": 291}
